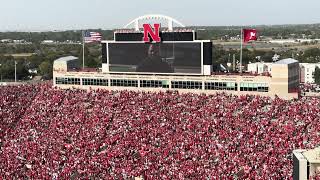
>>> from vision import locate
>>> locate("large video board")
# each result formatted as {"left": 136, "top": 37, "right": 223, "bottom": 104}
{"left": 108, "top": 42, "right": 202, "bottom": 74}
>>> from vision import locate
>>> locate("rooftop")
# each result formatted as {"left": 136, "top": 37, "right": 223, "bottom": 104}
{"left": 303, "top": 147, "right": 320, "bottom": 163}
{"left": 54, "top": 56, "right": 78, "bottom": 62}
{"left": 248, "top": 62, "right": 273, "bottom": 65}
{"left": 274, "top": 58, "right": 298, "bottom": 65}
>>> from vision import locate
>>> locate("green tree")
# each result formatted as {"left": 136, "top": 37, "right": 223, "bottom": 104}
{"left": 301, "top": 48, "right": 320, "bottom": 63}
{"left": 39, "top": 61, "right": 53, "bottom": 78}
{"left": 314, "top": 67, "right": 320, "bottom": 85}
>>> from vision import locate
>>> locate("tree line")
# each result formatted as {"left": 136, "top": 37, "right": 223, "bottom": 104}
{"left": 0, "top": 43, "right": 100, "bottom": 81}
{"left": 1, "top": 23, "right": 320, "bottom": 43}
{"left": 1, "top": 43, "right": 319, "bottom": 81}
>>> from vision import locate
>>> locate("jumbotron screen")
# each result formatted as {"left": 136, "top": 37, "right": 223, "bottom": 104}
{"left": 108, "top": 42, "right": 202, "bottom": 74}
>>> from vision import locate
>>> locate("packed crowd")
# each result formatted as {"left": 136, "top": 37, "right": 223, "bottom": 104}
{"left": 300, "top": 83, "right": 320, "bottom": 93}
{"left": 0, "top": 83, "right": 320, "bottom": 179}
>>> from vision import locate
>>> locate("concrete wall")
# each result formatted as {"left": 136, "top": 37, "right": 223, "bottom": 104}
{"left": 293, "top": 150, "right": 308, "bottom": 180}
{"left": 271, "top": 64, "right": 289, "bottom": 94}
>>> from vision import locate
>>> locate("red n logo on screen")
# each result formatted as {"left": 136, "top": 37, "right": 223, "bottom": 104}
{"left": 143, "top": 24, "right": 161, "bottom": 42}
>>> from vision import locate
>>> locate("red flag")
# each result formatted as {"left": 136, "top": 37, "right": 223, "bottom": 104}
{"left": 243, "top": 29, "right": 258, "bottom": 43}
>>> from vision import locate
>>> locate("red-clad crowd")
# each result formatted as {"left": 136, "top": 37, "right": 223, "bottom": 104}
{"left": 0, "top": 83, "right": 320, "bottom": 179}
{"left": 312, "top": 173, "right": 320, "bottom": 180}
{"left": 300, "top": 83, "right": 320, "bottom": 93}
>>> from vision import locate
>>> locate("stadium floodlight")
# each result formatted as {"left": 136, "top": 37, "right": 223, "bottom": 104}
{"left": 15, "top": 61, "right": 17, "bottom": 82}
{"left": 0, "top": 63, "right": 2, "bottom": 82}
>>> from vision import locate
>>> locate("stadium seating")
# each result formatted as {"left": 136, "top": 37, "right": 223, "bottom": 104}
{"left": 300, "top": 83, "right": 320, "bottom": 92}
{"left": 0, "top": 82, "right": 320, "bottom": 179}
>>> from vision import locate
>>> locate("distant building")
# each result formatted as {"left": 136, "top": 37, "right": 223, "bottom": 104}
{"left": 296, "top": 39, "right": 320, "bottom": 43}
{"left": 53, "top": 56, "right": 79, "bottom": 72}
{"left": 293, "top": 147, "right": 320, "bottom": 180}
{"left": 248, "top": 60, "right": 320, "bottom": 84}
{"left": 28, "top": 68, "right": 38, "bottom": 74}
{"left": 0, "top": 39, "right": 13, "bottom": 43}
{"left": 41, "top": 40, "right": 55, "bottom": 44}
{"left": 247, "top": 59, "right": 300, "bottom": 93}
{"left": 269, "top": 39, "right": 297, "bottom": 44}
{"left": 300, "top": 63, "right": 320, "bottom": 83}
{"left": 247, "top": 59, "right": 298, "bottom": 76}
{"left": 269, "top": 39, "right": 320, "bottom": 44}
{"left": 13, "top": 39, "right": 26, "bottom": 43}
{"left": 247, "top": 62, "right": 272, "bottom": 74}
{"left": 273, "top": 59, "right": 300, "bottom": 93}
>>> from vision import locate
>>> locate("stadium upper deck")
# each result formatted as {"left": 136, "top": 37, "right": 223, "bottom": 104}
{"left": 53, "top": 15, "right": 299, "bottom": 100}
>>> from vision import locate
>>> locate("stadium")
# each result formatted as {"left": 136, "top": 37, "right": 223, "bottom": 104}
{"left": 1, "top": 15, "right": 320, "bottom": 179}
{"left": 53, "top": 15, "right": 299, "bottom": 100}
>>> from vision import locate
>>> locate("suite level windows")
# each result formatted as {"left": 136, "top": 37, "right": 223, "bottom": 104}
{"left": 140, "top": 80, "right": 169, "bottom": 88}
{"left": 111, "top": 79, "right": 138, "bottom": 87}
{"left": 82, "top": 78, "right": 108, "bottom": 86}
{"left": 171, "top": 81, "right": 202, "bottom": 89}
{"left": 205, "top": 82, "right": 237, "bottom": 91}
{"left": 56, "top": 77, "right": 80, "bottom": 85}
{"left": 240, "top": 82, "right": 269, "bottom": 92}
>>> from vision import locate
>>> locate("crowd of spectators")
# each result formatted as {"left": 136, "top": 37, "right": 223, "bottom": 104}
{"left": 0, "top": 83, "right": 320, "bottom": 179}
{"left": 300, "top": 83, "right": 320, "bottom": 93}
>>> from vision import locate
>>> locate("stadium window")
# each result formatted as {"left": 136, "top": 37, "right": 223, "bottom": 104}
{"left": 205, "top": 83, "right": 209, "bottom": 90}
{"left": 55, "top": 77, "right": 80, "bottom": 85}
{"left": 140, "top": 80, "right": 164, "bottom": 88}
{"left": 195, "top": 81, "right": 202, "bottom": 89}
{"left": 182, "top": 81, "right": 187, "bottom": 88}
{"left": 252, "top": 83, "right": 258, "bottom": 92}
{"left": 205, "top": 82, "right": 237, "bottom": 91}
{"left": 82, "top": 78, "right": 108, "bottom": 86}
{"left": 162, "top": 84, "right": 169, "bottom": 88}
{"left": 55, "top": 77, "right": 62, "bottom": 84}
{"left": 248, "top": 83, "right": 253, "bottom": 91}
{"left": 240, "top": 82, "right": 269, "bottom": 92}
{"left": 171, "top": 81, "right": 202, "bottom": 90}
{"left": 205, "top": 82, "right": 213, "bottom": 90}
{"left": 110, "top": 79, "right": 138, "bottom": 87}
{"left": 172, "top": 81, "right": 177, "bottom": 89}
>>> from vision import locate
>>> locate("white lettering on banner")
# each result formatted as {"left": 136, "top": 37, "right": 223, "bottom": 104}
{"left": 250, "top": 32, "right": 256, "bottom": 39}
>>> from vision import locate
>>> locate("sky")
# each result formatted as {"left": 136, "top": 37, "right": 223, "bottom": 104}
{"left": 0, "top": 0, "right": 319, "bottom": 31}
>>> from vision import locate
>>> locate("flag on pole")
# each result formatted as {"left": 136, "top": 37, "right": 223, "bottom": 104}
{"left": 83, "top": 31, "right": 102, "bottom": 43}
{"left": 243, "top": 29, "right": 258, "bottom": 43}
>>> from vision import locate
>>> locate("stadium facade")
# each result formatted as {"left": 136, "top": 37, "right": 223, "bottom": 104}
{"left": 293, "top": 147, "right": 320, "bottom": 179}
{"left": 53, "top": 15, "right": 299, "bottom": 100}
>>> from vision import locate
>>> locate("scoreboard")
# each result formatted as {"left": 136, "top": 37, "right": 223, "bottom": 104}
{"left": 102, "top": 30, "right": 212, "bottom": 75}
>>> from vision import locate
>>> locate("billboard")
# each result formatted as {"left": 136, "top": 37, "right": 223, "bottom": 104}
{"left": 108, "top": 42, "right": 202, "bottom": 74}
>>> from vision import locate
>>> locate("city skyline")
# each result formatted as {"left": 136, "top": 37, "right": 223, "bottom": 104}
{"left": 0, "top": 0, "right": 319, "bottom": 31}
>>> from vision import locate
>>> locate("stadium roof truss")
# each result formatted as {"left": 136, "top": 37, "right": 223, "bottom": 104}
{"left": 124, "top": 14, "right": 185, "bottom": 31}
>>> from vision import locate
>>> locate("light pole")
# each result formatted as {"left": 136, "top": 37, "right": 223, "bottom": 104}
{"left": 0, "top": 64, "right": 2, "bottom": 82}
{"left": 15, "top": 61, "right": 17, "bottom": 83}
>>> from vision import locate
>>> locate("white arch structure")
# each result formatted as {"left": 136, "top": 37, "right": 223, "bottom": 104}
{"left": 124, "top": 14, "right": 185, "bottom": 31}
